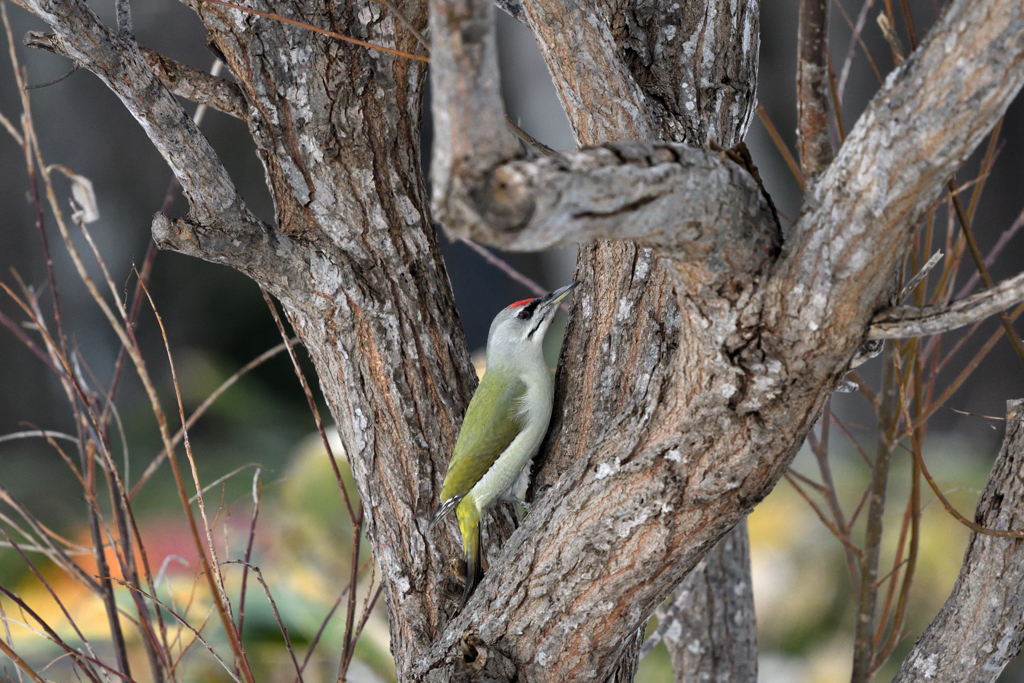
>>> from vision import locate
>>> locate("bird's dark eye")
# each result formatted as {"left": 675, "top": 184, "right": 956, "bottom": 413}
{"left": 517, "top": 308, "right": 533, "bottom": 321}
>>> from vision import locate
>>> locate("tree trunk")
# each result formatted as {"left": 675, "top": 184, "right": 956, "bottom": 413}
{"left": 893, "top": 399, "right": 1024, "bottom": 683}
{"left": 648, "top": 521, "right": 757, "bottom": 683}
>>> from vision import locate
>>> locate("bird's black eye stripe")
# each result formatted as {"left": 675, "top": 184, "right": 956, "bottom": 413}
{"left": 517, "top": 299, "right": 540, "bottom": 320}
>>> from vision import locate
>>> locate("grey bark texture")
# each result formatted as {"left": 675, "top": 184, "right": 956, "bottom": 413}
{"left": 14, "top": 0, "right": 1024, "bottom": 680}
{"left": 893, "top": 399, "right": 1024, "bottom": 683}
{"left": 646, "top": 521, "right": 757, "bottom": 683}
{"left": 868, "top": 269, "right": 1024, "bottom": 339}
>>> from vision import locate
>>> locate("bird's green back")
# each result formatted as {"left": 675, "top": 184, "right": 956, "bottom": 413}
{"left": 440, "top": 370, "right": 527, "bottom": 502}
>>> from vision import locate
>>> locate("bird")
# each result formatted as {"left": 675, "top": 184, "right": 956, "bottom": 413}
{"left": 430, "top": 281, "right": 580, "bottom": 608}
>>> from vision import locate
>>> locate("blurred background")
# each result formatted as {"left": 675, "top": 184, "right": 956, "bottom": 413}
{"left": 0, "top": 0, "right": 1022, "bottom": 680}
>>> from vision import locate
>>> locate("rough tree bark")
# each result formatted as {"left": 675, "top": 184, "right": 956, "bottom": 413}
{"left": 13, "top": 0, "right": 1024, "bottom": 681}
{"left": 641, "top": 519, "right": 757, "bottom": 683}
{"left": 894, "top": 399, "right": 1024, "bottom": 682}
{"left": 423, "top": 0, "right": 1024, "bottom": 681}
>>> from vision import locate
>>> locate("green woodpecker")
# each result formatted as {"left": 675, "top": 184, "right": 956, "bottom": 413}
{"left": 431, "top": 281, "right": 580, "bottom": 607}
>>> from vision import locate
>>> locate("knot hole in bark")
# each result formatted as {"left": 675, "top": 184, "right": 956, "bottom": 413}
{"left": 460, "top": 632, "right": 487, "bottom": 667}
{"left": 471, "top": 164, "right": 535, "bottom": 232}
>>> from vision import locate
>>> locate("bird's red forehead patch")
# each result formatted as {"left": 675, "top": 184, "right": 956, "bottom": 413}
{"left": 508, "top": 298, "right": 533, "bottom": 309}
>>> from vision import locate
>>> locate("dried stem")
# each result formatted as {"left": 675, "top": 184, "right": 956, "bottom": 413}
{"left": 757, "top": 103, "right": 806, "bottom": 190}
{"left": 130, "top": 338, "right": 296, "bottom": 499}
{"left": 809, "top": 410, "right": 861, "bottom": 594}
{"left": 796, "top": 0, "right": 834, "bottom": 179}
{"left": 0, "top": 639, "right": 47, "bottom": 683}
{"left": 948, "top": 182, "right": 1024, "bottom": 365}
{"left": 851, "top": 346, "right": 899, "bottom": 683}
{"left": 337, "top": 504, "right": 366, "bottom": 681}
{"left": 836, "top": 0, "right": 881, "bottom": 99}
{"left": 235, "top": 468, "right": 262, "bottom": 645}
{"left": 136, "top": 281, "right": 256, "bottom": 682}
{"left": 260, "top": 288, "right": 357, "bottom": 525}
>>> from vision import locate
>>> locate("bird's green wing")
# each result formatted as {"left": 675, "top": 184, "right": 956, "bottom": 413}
{"left": 439, "top": 371, "right": 527, "bottom": 502}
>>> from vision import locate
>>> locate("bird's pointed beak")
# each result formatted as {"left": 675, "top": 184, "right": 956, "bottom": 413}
{"left": 538, "top": 280, "right": 580, "bottom": 311}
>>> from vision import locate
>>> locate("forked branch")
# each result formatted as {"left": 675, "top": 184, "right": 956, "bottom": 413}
{"left": 766, "top": 0, "right": 1024, "bottom": 382}
{"left": 20, "top": 0, "right": 277, "bottom": 277}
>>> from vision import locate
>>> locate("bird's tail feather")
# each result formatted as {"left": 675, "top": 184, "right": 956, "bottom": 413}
{"left": 457, "top": 503, "right": 481, "bottom": 608}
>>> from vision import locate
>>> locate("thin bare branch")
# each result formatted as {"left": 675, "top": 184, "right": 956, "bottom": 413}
{"left": 954, "top": 204, "right": 1024, "bottom": 300}
{"left": 133, "top": 279, "right": 255, "bottom": 682}
{"left": 505, "top": 116, "right": 555, "bottom": 157}
{"left": 0, "top": 429, "right": 77, "bottom": 446}
{"left": 796, "top": 0, "right": 834, "bottom": 178}
{"left": 130, "top": 338, "right": 295, "bottom": 498}
{"left": 259, "top": 289, "right": 357, "bottom": 525}
{"left": 851, "top": 347, "right": 899, "bottom": 683}
{"left": 0, "top": 639, "right": 47, "bottom": 683}
{"left": 373, "top": 0, "right": 429, "bottom": 49}
{"left": 837, "top": 0, "right": 880, "bottom": 99}
{"left": 757, "top": 103, "right": 806, "bottom": 190}
{"left": 224, "top": 562, "right": 303, "bottom": 681}
{"left": 19, "top": 0, "right": 280, "bottom": 280}
{"left": 809, "top": 409, "right": 862, "bottom": 593}
{"left": 0, "top": 530, "right": 101, "bottom": 670}
{"left": 0, "top": 586, "right": 103, "bottom": 683}
{"left": 949, "top": 181, "right": 1024, "bottom": 364}
{"left": 869, "top": 269, "right": 1024, "bottom": 339}
{"left": 338, "top": 505, "right": 365, "bottom": 681}
{"left": 235, "top": 468, "right": 261, "bottom": 647}
{"left": 109, "top": 578, "right": 243, "bottom": 683}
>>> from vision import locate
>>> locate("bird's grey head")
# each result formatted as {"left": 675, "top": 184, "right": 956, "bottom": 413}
{"left": 486, "top": 282, "right": 580, "bottom": 366}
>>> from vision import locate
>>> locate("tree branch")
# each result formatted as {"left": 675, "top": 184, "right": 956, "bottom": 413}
{"left": 21, "top": 6, "right": 272, "bottom": 272}
{"left": 624, "top": 0, "right": 760, "bottom": 147}
{"left": 140, "top": 48, "right": 246, "bottom": 120}
{"left": 868, "top": 270, "right": 1024, "bottom": 339}
{"left": 892, "top": 399, "right": 1024, "bottom": 683}
{"left": 438, "top": 140, "right": 779, "bottom": 289}
{"left": 428, "top": 0, "right": 520, "bottom": 228}
{"left": 796, "top": 0, "right": 833, "bottom": 178}
{"left": 27, "top": 35, "right": 246, "bottom": 121}
{"left": 115, "top": 0, "right": 133, "bottom": 41}
{"left": 511, "top": 0, "right": 760, "bottom": 146}
{"left": 515, "top": 0, "right": 655, "bottom": 145}
{"left": 765, "top": 0, "right": 1024, "bottom": 384}
{"left": 415, "top": 1, "right": 1024, "bottom": 680}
